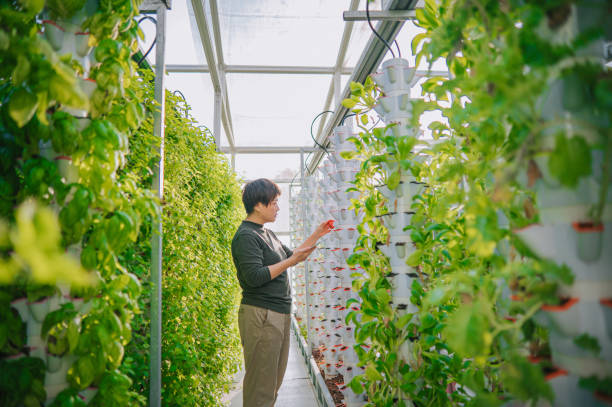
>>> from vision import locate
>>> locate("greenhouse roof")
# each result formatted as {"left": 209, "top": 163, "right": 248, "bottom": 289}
{"left": 138, "top": 0, "right": 447, "bottom": 234}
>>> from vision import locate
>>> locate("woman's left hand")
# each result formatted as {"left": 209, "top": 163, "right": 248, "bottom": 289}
{"left": 315, "top": 220, "right": 334, "bottom": 238}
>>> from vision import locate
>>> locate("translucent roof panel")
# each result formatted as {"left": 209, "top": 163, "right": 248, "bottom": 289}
{"left": 218, "top": 0, "right": 347, "bottom": 66}
{"left": 233, "top": 153, "right": 300, "bottom": 181}
{"left": 137, "top": 2, "right": 205, "bottom": 66}
{"left": 227, "top": 74, "right": 332, "bottom": 146}
{"left": 165, "top": 73, "right": 215, "bottom": 130}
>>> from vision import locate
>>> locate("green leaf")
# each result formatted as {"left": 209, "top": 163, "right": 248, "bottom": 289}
{"left": 411, "top": 32, "right": 427, "bottom": 55}
{"left": 574, "top": 333, "right": 601, "bottom": 355}
{"left": 501, "top": 356, "right": 553, "bottom": 402}
{"left": 9, "top": 88, "right": 38, "bottom": 127}
{"left": 360, "top": 114, "right": 369, "bottom": 126}
{"left": 443, "top": 302, "right": 490, "bottom": 360}
{"left": 406, "top": 249, "right": 422, "bottom": 267}
{"left": 68, "top": 355, "right": 95, "bottom": 389}
{"left": 365, "top": 363, "right": 383, "bottom": 381}
{"left": 548, "top": 134, "right": 591, "bottom": 187}
{"left": 349, "top": 376, "right": 364, "bottom": 394}
{"left": 12, "top": 55, "right": 31, "bottom": 85}
{"left": 387, "top": 169, "right": 401, "bottom": 190}
{"left": 342, "top": 98, "right": 357, "bottom": 109}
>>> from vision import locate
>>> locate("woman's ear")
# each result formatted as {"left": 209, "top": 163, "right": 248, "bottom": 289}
{"left": 252, "top": 202, "right": 264, "bottom": 214}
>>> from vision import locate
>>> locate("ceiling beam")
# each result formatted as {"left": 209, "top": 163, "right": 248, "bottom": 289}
{"left": 165, "top": 64, "right": 354, "bottom": 75}
{"left": 343, "top": 9, "right": 417, "bottom": 21}
{"left": 220, "top": 146, "right": 322, "bottom": 154}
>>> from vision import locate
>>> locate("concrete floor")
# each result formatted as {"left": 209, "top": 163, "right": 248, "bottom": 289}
{"left": 224, "top": 330, "right": 319, "bottom": 407}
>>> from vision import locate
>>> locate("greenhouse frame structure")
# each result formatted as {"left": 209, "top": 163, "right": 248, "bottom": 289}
{"left": 140, "top": 0, "right": 449, "bottom": 404}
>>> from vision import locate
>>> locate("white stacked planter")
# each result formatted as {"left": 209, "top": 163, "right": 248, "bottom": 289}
{"left": 513, "top": 6, "right": 612, "bottom": 405}
{"left": 372, "top": 58, "right": 425, "bottom": 407}
{"left": 4, "top": 4, "right": 102, "bottom": 405}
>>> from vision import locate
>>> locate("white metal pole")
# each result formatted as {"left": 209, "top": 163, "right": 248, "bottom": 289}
{"left": 150, "top": 4, "right": 167, "bottom": 407}
{"left": 300, "top": 149, "right": 312, "bottom": 352}
{"left": 214, "top": 91, "right": 222, "bottom": 150}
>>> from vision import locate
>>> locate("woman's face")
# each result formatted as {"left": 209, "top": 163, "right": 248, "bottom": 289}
{"left": 257, "top": 196, "right": 279, "bottom": 223}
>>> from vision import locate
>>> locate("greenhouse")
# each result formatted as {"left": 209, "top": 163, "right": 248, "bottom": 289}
{"left": 1, "top": 0, "right": 611, "bottom": 406}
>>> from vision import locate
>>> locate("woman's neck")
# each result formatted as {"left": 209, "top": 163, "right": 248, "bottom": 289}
{"left": 245, "top": 214, "right": 266, "bottom": 225}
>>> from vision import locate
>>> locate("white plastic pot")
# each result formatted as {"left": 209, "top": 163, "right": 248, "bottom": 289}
{"left": 75, "top": 32, "right": 92, "bottom": 57}
{"left": 388, "top": 273, "right": 415, "bottom": 300}
{"left": 380, "top": 181, "right": 426, "bottom": 200}
{"left": 374, "top": 93, "right": 413, "bottom": 121}
{"left": 602, "top": 299, "right": 612, "bottom": 340}
{"left": 334, "top": 168, "right": 358, "bottom": 183}
{"left": 335, "top": 159, "right": 360, "bottom": 172}
{"left": 28, "top": 298, "right": 51, "bottom": 323}
{"left": 10, "top": 298, "right": 29, "bottom": 322}
{"left": 46, "top": 351, "right": 63, "bottom": 373}
{"left": 332, "top": 125, "right": 355, "bottom": 146}
{"left": 514, "top": 222, "right": 612, "bottom": 282}
{"left": 43, "top": 20, "right": 65, "bottom": 50}
{"left": 573, "top": 222, "right": 604, "bottom": 262}
{"left": 79, "top": 387, "right": 99, "bottom": 404}
{"left": 379, "top": 211, "right": 414, "bottom": 236}
{"left": 370, "top": 58, "right": 417, "bottom": 96}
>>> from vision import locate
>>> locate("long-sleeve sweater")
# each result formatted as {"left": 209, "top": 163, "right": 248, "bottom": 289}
{"left": 231, "top": 220, "right": 293, "bottom": 314}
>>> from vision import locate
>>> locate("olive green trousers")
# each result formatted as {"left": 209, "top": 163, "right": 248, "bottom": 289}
{"left": 238, "top": 303, "right": 291, "bottom": 407}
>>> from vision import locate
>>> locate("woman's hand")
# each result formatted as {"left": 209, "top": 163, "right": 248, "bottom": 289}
{"left": 314, "top": 220, "right": 334, "bottom": 238}
{"left": 290, "top": 245, "right": 317, "bottom": 264}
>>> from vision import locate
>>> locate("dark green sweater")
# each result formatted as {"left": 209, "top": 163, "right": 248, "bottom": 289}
{"left": 231, "top": 220, "right": 293, "bottom": 314}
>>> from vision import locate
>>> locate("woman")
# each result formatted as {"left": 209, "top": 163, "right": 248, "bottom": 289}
{"left": 231, "top": 178, "right": 332, "bottom": 406}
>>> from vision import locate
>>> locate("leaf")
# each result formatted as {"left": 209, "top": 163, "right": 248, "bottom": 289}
{"left": 411, "top": 32, "right": 428, "bottom": 55}
{"left": 406, "top": 249, "right": 422, "bottom": 267}
{"left": 443, "top": 302, "right": 490, "bottom": 359}
{"left": 342, "top": 98, "right": 357, "bottom": 109}
{"left": 573, "top": 333, "right": 601, "bottom": 355}
{"left": 360, "top": 114, "right": 369, "bottom": 126}
{"left": 501, "top": 356, "right": 553, "bottom": 402}
{"left": 349, "top": 376, "right": 364, "bottom": 394}
{"left": 365, "top": 363, "right": 383, "bottom": 381}
{"left": 68, "top": 355, "right": 95, "bottom": 389}
{"left": 387, "top": 169, "right": 401, "bottom": 190}
{"left": 12, "top": 55, "right": 31, "bottom": 85}
{"left": 9, "top": 88, "right": 38, "bottom": 127}
{"left": 548, "top": 134, "right": 591, "bottom": 187}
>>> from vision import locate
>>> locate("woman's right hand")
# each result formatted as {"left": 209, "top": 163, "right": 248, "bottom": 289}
{"left": 291, "top": 245, "right": 316, "bottom": 264}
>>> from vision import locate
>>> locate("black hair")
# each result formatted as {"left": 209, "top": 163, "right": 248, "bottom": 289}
{"left": 242, "top": 178, "right": 281, "bottom": 215}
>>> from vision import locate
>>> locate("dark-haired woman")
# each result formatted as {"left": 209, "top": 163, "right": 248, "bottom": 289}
{"left": 231, "top": 178, "right": 331, "bottom": 406}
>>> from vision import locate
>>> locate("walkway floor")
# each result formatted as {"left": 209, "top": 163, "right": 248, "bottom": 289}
{"left": 223, "top": 328, "right": 319, "bottom": 407}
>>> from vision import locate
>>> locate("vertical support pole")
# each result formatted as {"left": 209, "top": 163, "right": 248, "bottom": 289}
{"left": 150, "top": 5, "right": 167, "bottom": 407}
{"left": 333, "top": 71, "right": 342, "bottom": 107}
{"left": 231, "top": 151, "right": 236, "bottom": 170}
{"left": 214, "top": 91, "right": 222, "bottom": 151}
{"left": 300, "top": 149, "right": 312, "bottom": 352}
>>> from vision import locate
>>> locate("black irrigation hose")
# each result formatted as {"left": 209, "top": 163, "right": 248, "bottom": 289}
{"left": 137, "top": 16, "right": 157, "bottom": 67}
{"left": 172, "top": 90, "right": 189, "bottom": 116}
{"left": 310, "top": 110, "right": 334, "bottom": 155}
{"left": 366, "top": 0, "right": 395, "bottom": 58}
{"left": 341, "top": 113, "right": 356, "bottom": 126}
{"left": 394, "top": 39, "right": 402, "bottom": 58}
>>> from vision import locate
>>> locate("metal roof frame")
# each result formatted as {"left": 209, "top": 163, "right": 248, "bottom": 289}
{"left": 185, "top": 0, "right": 433, "bottom": 171}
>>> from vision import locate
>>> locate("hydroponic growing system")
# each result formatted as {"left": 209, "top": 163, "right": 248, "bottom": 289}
{"left": 1, "top": 0, "right": 612, "bottom": 406}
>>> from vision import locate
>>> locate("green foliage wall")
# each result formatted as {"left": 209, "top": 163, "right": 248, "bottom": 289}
{"left": 122, "top": 71, "right": 244, "bottom": 406}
